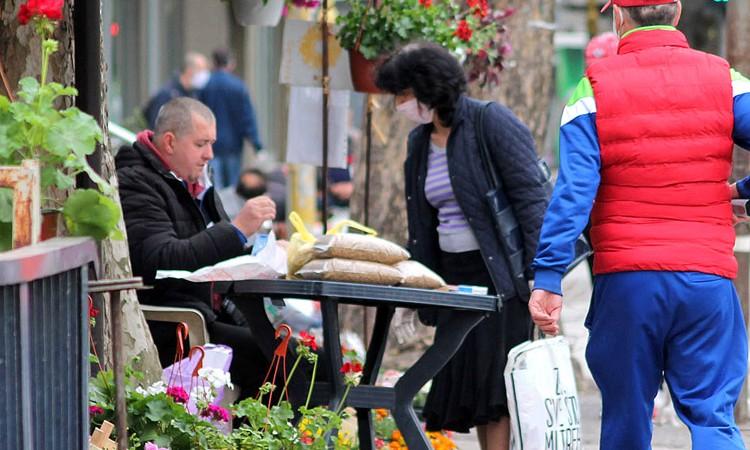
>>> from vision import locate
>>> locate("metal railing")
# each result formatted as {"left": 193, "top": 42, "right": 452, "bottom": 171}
{"left": 0, "top": 237, "right": 97, "bottom": 450}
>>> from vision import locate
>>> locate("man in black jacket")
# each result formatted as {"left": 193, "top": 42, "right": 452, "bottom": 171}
{"left": 116, "top": 97, "right": 276, "bottom": 398}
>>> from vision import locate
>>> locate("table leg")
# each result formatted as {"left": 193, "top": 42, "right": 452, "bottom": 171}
{"left": 321, "top": 299, "right": 345, "bottom": 410}
{"left": 357, "top": 306, "right": 395, "bottom": 450}
{"left": 392, "top": 311, "right": 487, "bottom": 450}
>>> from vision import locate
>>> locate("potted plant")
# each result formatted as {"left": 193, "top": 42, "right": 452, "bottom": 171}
{"left": 336, "top": 0, "right": 513, "bottom": 92}
{"left": 0, "top": 0, "right": 122, "bottom": 251}
{"left": 230, "top": 0, "right": 321, "bottom": 27}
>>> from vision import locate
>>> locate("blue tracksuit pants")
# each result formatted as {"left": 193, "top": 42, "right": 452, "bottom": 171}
{"left": 585, "top": 271, "right": 748, "bottom": 450}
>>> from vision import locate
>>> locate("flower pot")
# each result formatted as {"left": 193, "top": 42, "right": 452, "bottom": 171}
{"left": 348, "top": 50, "right": 381, "bottom": 94}
{"left": 40, "top": 209, "right": 60, "bottom": 241}
{"left": 231, "top": 0, "right": 285, "bottom": 27}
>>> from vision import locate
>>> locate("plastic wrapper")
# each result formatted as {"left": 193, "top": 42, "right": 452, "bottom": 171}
{"left": 312, "top": 233, "right": 410, "bottom": 265}
{"left": 295, "top": 258, "right": 404, "bottom": 286}
{"left": 395, "top": 260, "right": 446, "bottom": 289}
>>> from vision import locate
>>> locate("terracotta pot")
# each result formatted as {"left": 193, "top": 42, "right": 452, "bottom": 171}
{"left": 40, "top": 210, "right": 60, "bottom": 241}
{"left": 348, "top": 50, "right": 381, "bottom": 94}
{"left": 231, "top": 0, "right": 285, "bottom": 27}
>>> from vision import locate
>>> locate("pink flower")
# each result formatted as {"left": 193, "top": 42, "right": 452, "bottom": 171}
{"left": 144, "top": 443, "right": 168, "bottom": 450}
{"left": 166, "top": 386, "right": 189, "bottom": 404}
{"left": 200, "top": 404, "right": 231, "bottom": 422}
{"left": 88, "top": 405, "right": 104, "bottom": 416}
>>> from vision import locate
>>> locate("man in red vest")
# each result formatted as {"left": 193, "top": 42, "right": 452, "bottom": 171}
{"left": 530, "top": 1, "right": 750, "bottom": 448}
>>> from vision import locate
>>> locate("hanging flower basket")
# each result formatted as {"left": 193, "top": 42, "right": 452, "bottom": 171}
{"left": 348, "top": 49, "right": 381, "bottom": 94}
{"left": 230, "top": 0, "right": 285, "bottom": 27}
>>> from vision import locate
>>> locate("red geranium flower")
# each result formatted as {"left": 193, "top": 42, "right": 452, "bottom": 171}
{"left": 301, "top": 435, "right": 314, "bottom": 445}
{"left": 454, "top": 20, "right": 473, "bottom": 42}
{"left": 200, "top": 404, "right": 231, "bottom": 422}
{"left": 166, "top": 386, "right": 189, "bottom": 404}
{"left": 419, "top": 0, "right": 432, "bottom": 7}
{"left": 89, "top": 303, "right": 99, "bottom": 320}
{"left": 89, "top": 405, "right": 104, "bottom": 416}
{"left": 299, "top": 330, "right": 318, "bottom": 351}
{"left": 340, "top": 361, "right": 363, "bottom": 374}
{"left": 17, "top": 0, "right": 63, "bottom": 25}
{"left": 17, "top": 4, "right": 32, "bottom": 25}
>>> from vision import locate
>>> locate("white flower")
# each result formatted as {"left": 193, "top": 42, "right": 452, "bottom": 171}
{"left": 197, "top": 367, "right": 234, "bottom": 390}
{"left": 136, "top": 381, "right": 167, "bottom": 396}
{"left": 190, "top": 385, "right": 216, "bottom": 404}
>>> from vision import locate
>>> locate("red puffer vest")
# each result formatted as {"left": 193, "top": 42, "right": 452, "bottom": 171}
{"left": 587, "top": 28, "right": 737, "bottom": 279}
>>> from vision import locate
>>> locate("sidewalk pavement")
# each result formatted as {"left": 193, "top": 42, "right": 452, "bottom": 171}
{"left": 452, "top": 262, "right": 750, "bottom": 449}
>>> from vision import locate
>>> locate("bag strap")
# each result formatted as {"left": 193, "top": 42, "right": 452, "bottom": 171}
{"left": 475, "top": 102, "right": 502, "bottom": 191}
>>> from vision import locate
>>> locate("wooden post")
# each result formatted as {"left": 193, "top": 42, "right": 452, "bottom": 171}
{"left": 0, "top": 160, "right": 40, "bottom": 248}
{"left": 89, "top": 420, "right": 116, "bottom": 450}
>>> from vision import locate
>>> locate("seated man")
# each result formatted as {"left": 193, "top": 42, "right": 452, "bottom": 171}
{"left": 116, "top": 97, "right": 276, "bottom": 398}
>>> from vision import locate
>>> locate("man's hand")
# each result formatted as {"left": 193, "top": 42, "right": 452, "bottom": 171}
{"left": 529, "top": 289, "right": 563, "bottom": 336}
{"left": 232, "top": 196, "right": 276, "bottom": 236}
{"left": 731, "top": 183, "right": 740, "bottom": 200}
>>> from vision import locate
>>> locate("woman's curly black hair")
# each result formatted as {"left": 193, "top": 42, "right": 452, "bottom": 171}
{"left": 375, "top": 42, "right": 467, "bottom": 127}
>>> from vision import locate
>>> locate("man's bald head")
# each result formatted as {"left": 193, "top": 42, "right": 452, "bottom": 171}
{"left": 154, "top": 97, "right": 215, "bottom": 139}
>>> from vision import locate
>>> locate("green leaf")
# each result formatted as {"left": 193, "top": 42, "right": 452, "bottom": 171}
{"left": 0, "top": 188, "right": 13, "bottom": 223}
{"left": 46, "top": 108, "right": 102, "bottom": 158}
{"left": 17, "top": 77, "right": 40, "bottom": 103}
{"left": 62, "top": 189, "right": 122, "bottom": 240}
{"left": 144, "top": 398, "right": 171, "bottom": 422}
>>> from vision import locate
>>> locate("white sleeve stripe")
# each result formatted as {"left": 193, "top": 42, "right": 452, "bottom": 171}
{"left": 561, "top": 97, "right": 597, "bottom": 127}
{"left": 734, "top": 80, "right": 750, "bottom": 98}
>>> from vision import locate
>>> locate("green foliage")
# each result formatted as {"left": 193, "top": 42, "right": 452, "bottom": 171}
{"left": 0, "top": 17, "right": 120, "bottom": 246}
{"left": 336, "top": 0, "right": 496, "bottom": 60}
{"left": 63, "top": 189, "right": 123, "bottom": 240}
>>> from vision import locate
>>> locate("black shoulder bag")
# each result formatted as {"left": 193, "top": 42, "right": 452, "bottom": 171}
{"left": 475, "top": 102, "right": 590, "bottom": 301}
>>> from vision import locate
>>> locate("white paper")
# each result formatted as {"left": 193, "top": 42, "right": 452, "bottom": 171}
{"left": 279, "top": 19, "right": 354, "bottom": 90}
{"left": 285, "top": 86, "right": 350, "bottom": 168}
{"left": 156, "top": 232, "right": 287, "bottom": 282}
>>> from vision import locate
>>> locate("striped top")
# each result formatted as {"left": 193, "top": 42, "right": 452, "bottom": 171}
{"left": 424, "top": 142, "right": 480, "bottom": 253}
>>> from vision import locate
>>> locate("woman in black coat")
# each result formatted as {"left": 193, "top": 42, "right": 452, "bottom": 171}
{"left": 375, "top": 43, "right": 548, "bottom": 450}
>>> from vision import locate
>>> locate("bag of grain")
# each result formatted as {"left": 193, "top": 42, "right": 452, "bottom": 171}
{"left": 394, "top": 261, "right": 446, "bottom": 289}
{"left": 295, "top": 258, "right": 404, "bottom": 286}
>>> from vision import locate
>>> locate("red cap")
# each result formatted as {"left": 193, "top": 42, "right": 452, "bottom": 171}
{"left": 601, "top": 0, "right": 676, "bottom": 13}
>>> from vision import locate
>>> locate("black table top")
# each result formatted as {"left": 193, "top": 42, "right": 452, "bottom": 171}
{"left": 213, "top": 278, "right": 499, "bottom": 313}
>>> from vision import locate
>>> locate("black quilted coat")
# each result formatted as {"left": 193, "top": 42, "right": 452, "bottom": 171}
{"left": 116, "top": 141, "right": 246, "bottom": 322}
{"left": 404, "top": 95, "right": 549, "bottom": 300}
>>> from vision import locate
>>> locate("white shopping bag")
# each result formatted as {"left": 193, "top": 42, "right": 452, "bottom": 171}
{"left": 505, "top": 336, "right": 583, "bottom": 450}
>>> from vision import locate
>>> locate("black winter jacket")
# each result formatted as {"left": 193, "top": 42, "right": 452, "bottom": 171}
{"left": 405, "top": 96, "right": 548, "bottom": 300}
{"left": 116, "top": 141, "right": 246, "bottom": 322}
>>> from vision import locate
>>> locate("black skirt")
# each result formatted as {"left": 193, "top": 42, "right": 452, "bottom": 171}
{"left": 422, "top": 250, "right": 532, "bottom": 433}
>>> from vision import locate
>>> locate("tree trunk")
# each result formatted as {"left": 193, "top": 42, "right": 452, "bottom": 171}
{"left": 72, "top": 0, "right": 162, "bottom": 380}
{"left": 1, "top": 0, "right": 161, "bottom": 379}
{"left": 476, "top": 0, "right": 556, "bottom": 150}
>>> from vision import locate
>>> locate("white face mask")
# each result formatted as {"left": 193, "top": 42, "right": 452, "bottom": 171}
{"left": 190, "top": 70, "right": 210, "bottom": 90}
{"left": 396, "top": 98, "right": 434, "bottom": 124}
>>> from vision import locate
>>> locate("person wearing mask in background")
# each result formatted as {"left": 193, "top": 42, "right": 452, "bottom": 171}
{"left": 142, "top": 52, "right": 209, "bottom": 129}
{"left": 200, "top": 48, "right": 264, "bottom": 189}
{"left": 530, "top": 1, "right": 750, "bottom": 448}
{"left": 219, "top": 168, "right": 269, "bottom": 220}
{"left": 375, "top": 43, "right": 548, "bottom": 450}
{"left": 116, "top": 97, "right": 277, "bottom": 400}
